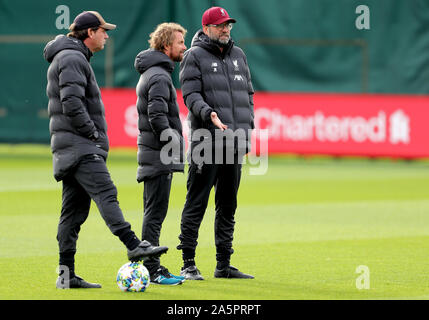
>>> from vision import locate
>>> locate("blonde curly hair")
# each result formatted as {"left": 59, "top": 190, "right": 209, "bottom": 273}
{"left": 149, "top": 22, "right": 187, "bottom": 51}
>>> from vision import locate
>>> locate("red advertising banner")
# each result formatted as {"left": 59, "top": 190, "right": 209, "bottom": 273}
{"left": 101, "top": 89, "right": 429, "bottom": 158}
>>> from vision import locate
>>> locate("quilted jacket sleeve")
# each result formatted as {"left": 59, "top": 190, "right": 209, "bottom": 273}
{"left": 244, "top": 54, "right": 255, "bottom": 129}
{"left": 147, "top": 74, "right": 171, "bottom": 135}
{"left": 179, "top": 49, "right": 213, "bottom": 122}
{"left": 58, "top": 53, "right": 97, "bottom": 138}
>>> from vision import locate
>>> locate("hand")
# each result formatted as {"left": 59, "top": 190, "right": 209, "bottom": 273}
{"left": 89, "top": 130, "right": 99, "bottom": 141}
{"left": 210, "top": 112, "right": 228, "bottom": 131}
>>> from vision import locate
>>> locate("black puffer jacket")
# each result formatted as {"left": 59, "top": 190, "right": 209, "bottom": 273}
{"left": 134, "top": 49, "right": 184, "bottom": 182}
{"left": 179, "top": 30, "right": 254, "bottom": 154}
{"left": 44, "top": 35, "right": 109, "bottom": 181}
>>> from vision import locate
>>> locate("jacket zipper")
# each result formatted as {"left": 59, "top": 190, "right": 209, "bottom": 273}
{"left": 221, "top": 57, "right": 236, "bottom": 131}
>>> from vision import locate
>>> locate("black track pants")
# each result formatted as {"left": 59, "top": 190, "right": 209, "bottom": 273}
{"left": 141, "top": 173, "right": 172, "bottom": 274}
{"left": 57, "top": 154, "right": 138, "bottom": 264}
{"left": 178, "top": 162, "right": 242, "bottom": 264}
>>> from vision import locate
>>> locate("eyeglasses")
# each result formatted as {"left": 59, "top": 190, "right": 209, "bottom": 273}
{"left": 206, "top": 22, "right": 233, "bottom": 30}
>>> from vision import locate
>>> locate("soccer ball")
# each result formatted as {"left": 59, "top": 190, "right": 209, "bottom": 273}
{"left": 116, "top": 262, "right": 150, "bottom": 292}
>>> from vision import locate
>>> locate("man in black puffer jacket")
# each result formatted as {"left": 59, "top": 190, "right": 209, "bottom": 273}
{"left": 44, "top": 11, "right": 168, "bottom": 289}
{"left": 177, "top": 7, "right": 254, "bottom": 280}
{"left": 134, "top": 23, "right": 187, "bottom": 285}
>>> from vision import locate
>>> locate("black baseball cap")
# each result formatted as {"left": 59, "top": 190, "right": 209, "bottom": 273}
{"left": 69, "top": 11, "right": 116, "bottom": 31}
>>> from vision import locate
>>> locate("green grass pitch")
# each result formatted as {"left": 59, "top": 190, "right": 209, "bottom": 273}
{"left": 1, "top": 144, "right": 429, "bottom": 300}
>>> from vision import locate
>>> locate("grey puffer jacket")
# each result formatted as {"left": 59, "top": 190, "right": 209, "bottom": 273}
{"left": 134, "top": 49, "right": 184, "bottom": 182}
{"left": 44, "top": 35, "right": 109, "bottom": 181}
{"left": 179, "top": 30, "right": 254, "bottom": 155}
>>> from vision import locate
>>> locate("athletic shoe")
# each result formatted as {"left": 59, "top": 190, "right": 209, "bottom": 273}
{"left": 180, "top": 265, "right": 204, "bottom": 280}
{"left": 214, "top": 265, "right": 254, "bottom": 279}
{"left": 56, "top": 275, "right": 102, "bottom": 289}
{"left": 127, "top": 240, "right": 168, "bottom": 262}
{"left": 151, "top": 266, "right": 183, "bottom": 285}
{"left": 159, "top": 266, "right": 186, "bottom": 281}
{"left": 169, "top": 273, "right": 186, "bottom": 281}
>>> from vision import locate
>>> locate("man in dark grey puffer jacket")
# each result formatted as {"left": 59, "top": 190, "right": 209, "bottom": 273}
{"left": 44, "top": 11, "right": 168, "bottom": 289}
{"left": 134, "top": 23, "right": 187, "bottom": 285}
{"left": 177, "top": 7, "right": 254, "bottom": 280}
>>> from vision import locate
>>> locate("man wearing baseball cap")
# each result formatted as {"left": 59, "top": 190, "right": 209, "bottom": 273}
{"left": 44, "top": 11, "right": 169, "bottom": 289}
{"left": 177, "top": 7, "right": 255, "bottom": 280}
{"left": 69, "top": 11, "right": 116, "bottom": 32}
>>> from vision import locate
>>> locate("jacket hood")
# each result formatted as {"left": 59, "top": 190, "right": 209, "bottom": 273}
{"left": 134, "top": 49, "right": 175, "bottom": 74}
{"left": 190, "top": 29, "right": 234, "bottom": 57}
{"left": 43, "top": 35, "right": 92, "bottom": 63}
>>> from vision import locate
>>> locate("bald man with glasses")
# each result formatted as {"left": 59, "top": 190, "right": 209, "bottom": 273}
{"left": 177, "top": 7, "right": 255, "bottom": 280}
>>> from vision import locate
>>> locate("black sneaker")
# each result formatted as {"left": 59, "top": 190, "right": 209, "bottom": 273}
{"left": 127, "top": 240, "right": 168, "bottom": 262}
{"left": 56, "top": 275, "right": 102, "bottom": 289}
{"left": 151, "top": 266, "right": 184, "bottom": 285}
{"left": 180, "top": 265, "right": 204, "bottom": 280}
{"left": 214, "top": 265, "right": 254, "bottom": 279}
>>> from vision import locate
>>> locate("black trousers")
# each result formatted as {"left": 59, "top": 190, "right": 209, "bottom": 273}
{"left": 57, "top": 154, "right": 138, "bottom": 272}
{"left": 178, "top": 162, "right": 242, "bottom": 264}
{"left": 141, "top": 173, "right": 172, "bottom": 274}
